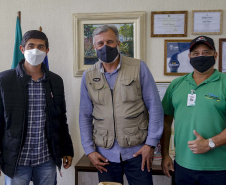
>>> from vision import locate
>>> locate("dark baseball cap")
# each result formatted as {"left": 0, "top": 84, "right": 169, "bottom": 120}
{"left": 190, "top": 36, "right": 215, "bottom": 52}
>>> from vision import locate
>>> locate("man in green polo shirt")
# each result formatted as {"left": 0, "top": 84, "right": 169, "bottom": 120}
{"left": 161, "top": 36, "right": 226, "bottom": 185}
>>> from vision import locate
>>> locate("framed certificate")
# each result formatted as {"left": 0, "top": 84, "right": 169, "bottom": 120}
{"left": 151, "top": 11, "right": 188, "bottom": 37}
{"left": 164, "top": 39, "right": 193, "bottom": 76}
{"left": 219, "top": 38, "right": 226, "bottom": 73}
{"left": 192, "top": 10, "right": 223, "bottom": 35}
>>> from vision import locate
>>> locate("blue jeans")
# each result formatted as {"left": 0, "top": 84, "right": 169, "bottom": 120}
{"left": 98, "top": 155, "right": 153, "bottom": 185}
{"left": 174, "top": 160, "right": 226, "bottom": 185}
{"left": 5, "top": 158, "right": 56, "bottom": 185}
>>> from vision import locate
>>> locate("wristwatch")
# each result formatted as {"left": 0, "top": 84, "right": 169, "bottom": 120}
{"left": 150, "top": 145, "right": 156, "bottom": 149}
{"left": 209, "top": 138, "right": 215, "bottom": 150}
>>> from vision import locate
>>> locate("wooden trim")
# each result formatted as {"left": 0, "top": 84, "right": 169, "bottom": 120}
{"left": 219, "top": 38, "right": 226, "bottom": 72}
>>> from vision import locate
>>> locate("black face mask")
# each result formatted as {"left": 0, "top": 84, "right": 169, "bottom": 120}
{"left": 96, "top": 45, "right": 119, "bottom": 63}
{"left": 190, "top": 56, "right": 215, "bottom": 73}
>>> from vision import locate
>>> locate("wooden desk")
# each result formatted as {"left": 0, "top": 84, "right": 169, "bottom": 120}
{"left": 75, "top": 154, "right": 175, "bottom": 185}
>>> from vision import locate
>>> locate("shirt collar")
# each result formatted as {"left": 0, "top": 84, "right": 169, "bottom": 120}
{"left": 186, "top": 69, "right": 221, "bottom": 86}
{"left": 99, "top": 54, "right": 122, "bottom": 74}
{"left": 22, "top": 64, "right": 46, "bottom": 82}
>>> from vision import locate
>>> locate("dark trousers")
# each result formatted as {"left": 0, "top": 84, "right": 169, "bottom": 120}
{"left": 98, "top": 155, "right": 153, "bottom": 185}
{"left": 174, "top": 160, "right": 226, "bottom": 185}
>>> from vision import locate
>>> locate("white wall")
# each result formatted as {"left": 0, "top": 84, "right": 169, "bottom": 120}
{"left": 0, "top": 0, "right": 226, "bottom": 184}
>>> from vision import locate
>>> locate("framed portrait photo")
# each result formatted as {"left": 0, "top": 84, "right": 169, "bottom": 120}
{"left": 164, "top": 39, "right": 193, "bottom": 76}
{"left": 73, "top": 12, "right": 146, "bottom": 76}
{"left": 219, "top": 38, "right": 226, "bottom": 73}
{"left": 192, "top": 10, "right": 223, "bottom": 35}
{"left": 151, "top": 11, "right": 188, "bottom": 37}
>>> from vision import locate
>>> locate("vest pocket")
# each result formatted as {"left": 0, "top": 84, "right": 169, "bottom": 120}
{"left": 89, "top": 83, "right": 105, "bottom": 105}
{"left": 122, "top": 119, "right": 148, "bottom": 147}
{"left": 93, "top": 128, "right": 108, "bottom": 148}
{"left": 125, "top": 111, "right": 144, "bottom": 119}
{"left": 120, "top": 79, "right": 140, "bottom": 102}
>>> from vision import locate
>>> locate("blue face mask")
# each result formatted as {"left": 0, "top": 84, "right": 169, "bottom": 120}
{"left": 96, "top": 45, "right": 119, "bottom": 63}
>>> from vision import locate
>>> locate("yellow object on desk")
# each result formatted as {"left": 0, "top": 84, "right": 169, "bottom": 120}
{"left": 98, "top": 182, "right": 122, "bottom": 185}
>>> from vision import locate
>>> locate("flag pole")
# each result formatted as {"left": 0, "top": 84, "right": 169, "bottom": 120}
{"left": 17, "top": 11, "right": 21, "bottom": 23}
{"left": 11, "top": 11, "right": 23, "bottom": 69}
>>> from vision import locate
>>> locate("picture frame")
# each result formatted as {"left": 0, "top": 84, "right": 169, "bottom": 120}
{"left": 169, "top": 130, "right": 175, "bottom": 155}
{"left": 151, "top": 11, "right": 188, "bottom": 37}
{"left": 219, "top": 38, "right": 226, "bottom": 73}
{"left": 73, "top": 12, "right": 146, "bottom": 77}
{"left": 164, "top": 39, "right": 193, "bottom": 76}
{"left": 192, "top": 10, "right": 223, "bottom": 35}
{"left": 156, "top": 82, "right": 170, "bottom": 100}
{"left": 155, "top": 82, "right": 175, "bottom": 156}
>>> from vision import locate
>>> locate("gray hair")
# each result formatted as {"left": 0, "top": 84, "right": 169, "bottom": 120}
{"left": 92, "top": 24, "right": 119, "bottom": 44}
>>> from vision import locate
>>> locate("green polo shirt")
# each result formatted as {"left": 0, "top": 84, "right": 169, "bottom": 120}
{"left": 162, "top": 70, "right": 226, "bottom": 170}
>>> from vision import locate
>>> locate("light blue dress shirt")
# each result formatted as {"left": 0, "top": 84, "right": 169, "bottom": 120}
{"left": 79, "top": 55, "right": 164, "bottom": 163}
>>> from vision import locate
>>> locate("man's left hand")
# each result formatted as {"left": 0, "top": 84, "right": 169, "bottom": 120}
{"left": 188, "top": 130, "right": 209, "bottom": 154}
{"left": 133, "top": 144, "right": 154, "bottom": 172}
{"left": 63, "top": 156, "right": 73, "bottom": 169}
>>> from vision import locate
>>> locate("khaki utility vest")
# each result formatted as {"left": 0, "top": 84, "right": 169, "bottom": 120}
{"left": 86, "top": 55, "right": 149, "bottom": 149}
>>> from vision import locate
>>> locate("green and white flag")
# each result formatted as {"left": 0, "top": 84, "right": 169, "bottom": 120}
{"left": 11, "top": 16, "right": 24, "bottom": 69}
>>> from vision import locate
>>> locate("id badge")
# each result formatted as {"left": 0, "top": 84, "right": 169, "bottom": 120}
{"left": 187, "top": 94, "right": 196, "bottom": 106}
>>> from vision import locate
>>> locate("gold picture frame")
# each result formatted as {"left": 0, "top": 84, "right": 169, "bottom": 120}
{"left": 192, "top": 10, "right": 223, "bottom": 35}
{"left": 73, "top": 12, "right": 146, "bottom": 77}
{"left": 151, "top": 11, "right": 188, "bottom": 37}
{"left": 164, "top": 39, "right": 193, "bottom": 76}
{"left": 219, "top": 38, "right": 226, "bottom": 73}
{"left": 169, "top": 129, "right": 175, "bottom": 155}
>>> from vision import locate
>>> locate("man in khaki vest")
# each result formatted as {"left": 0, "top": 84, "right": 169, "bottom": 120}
{"left": 79, "top": 24, "right": 163, "bottom": 185}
